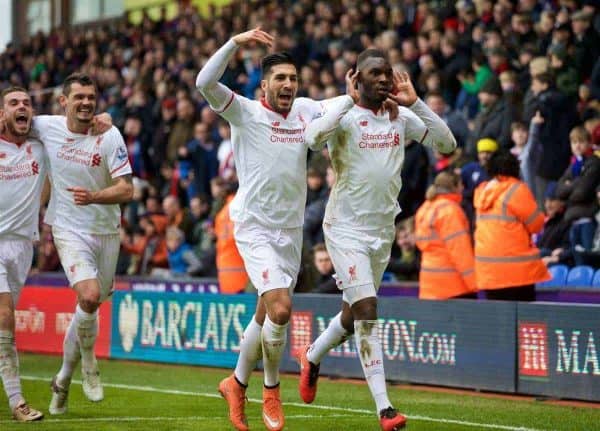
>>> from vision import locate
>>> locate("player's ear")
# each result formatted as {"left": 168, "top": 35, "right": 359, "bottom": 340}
{"left": 260, "top": 79, "right": 268, "bottom": 92}
{"left": 58, "top": 94, "right": 67, "bottom": 108}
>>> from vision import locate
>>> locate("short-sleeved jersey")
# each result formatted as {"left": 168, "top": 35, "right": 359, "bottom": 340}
{"left": 33, "top": 116, "right": 132, "bottom": 234}
{"left": 216, "top": 96, "right": 324, "bottom": 228}
{"left": 0, "top": 137, "right": 47, "bottom": 240}
{"left": 325, "top": 105, "right": 427, "bottom": 229}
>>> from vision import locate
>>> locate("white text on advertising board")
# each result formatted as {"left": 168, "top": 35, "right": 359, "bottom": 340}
{"left": 319, "top": 317, "right": 456, "bottom": 365}
{"left": 556, "top": 330, "right": 600, "bottom": 376}
{"left": 117, "top": 296, "right": 247, "bottom": 352}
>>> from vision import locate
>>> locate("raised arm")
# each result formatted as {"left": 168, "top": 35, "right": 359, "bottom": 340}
{"left": 389, "top": 71, "right": 456, "bottom": 154}
{"left": 196, "top": 27, "right": 274, "bottom": 110}
{"left": 305, "top": 69, "right": 359, "bottom": 150}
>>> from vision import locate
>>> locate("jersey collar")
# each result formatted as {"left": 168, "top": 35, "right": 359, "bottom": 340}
{"left": 260, "top": 97, "right": 290, "bottom": 119}
{"left": 356, "top": 103, "right": 384, "bottom": 116}
{"left": 0, "top": 134, "right": 25, "bottom": 147}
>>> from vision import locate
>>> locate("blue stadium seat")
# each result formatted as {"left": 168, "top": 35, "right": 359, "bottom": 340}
{"left": 566, "top": 266, "right": 595, "bottom": 287}
{"left": 537, "top": 264, "right": 569, "bottom": 287}
{"left": 592, "top": 269, "right": 600, "bottom": 288}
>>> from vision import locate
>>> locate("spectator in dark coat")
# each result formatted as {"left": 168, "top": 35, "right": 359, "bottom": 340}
{"left": 426, "top": 91, "right": 470, "bottom": 149}
{"left": 529, "top": 72, "right": 578, "bottom": 206}
{"left": 311, "top": 243, "right": 338, "bottom": 294}
{"left": 398, "top": 140, "right": 429, "bottom": 222}
{"left": 537, "top": 182, "right": 571, "bottom": 261}
{"left": 467, "top": 77, "right": 514, "bottom": 156}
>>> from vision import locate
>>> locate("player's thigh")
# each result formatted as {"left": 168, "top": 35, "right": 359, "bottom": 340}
{"left": 95, "top": 234, "right": 120, "bottom": 302}
{"left": 324, "top": 224, "right": 374, "bottom": 288}
{"left": 52, "top": 228, "right": 98, "bottom": 288}
{"left": 234, "top": 223, "right": 300, "bottom": 296}
{"left": 370, "top": 231, "right": 395, "bottom": 291}
{"left": 0, "top": 238, "right": 33, "bottom": 306}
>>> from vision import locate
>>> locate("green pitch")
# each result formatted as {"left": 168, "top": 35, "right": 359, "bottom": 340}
{"left": 0, "top": 353, "right": 598, "bottom": 430}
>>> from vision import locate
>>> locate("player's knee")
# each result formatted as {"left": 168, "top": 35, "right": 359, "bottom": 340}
{"left": 78, "top": 291, "right": 101, "bottom": 312}
{"left": 268, "top": 303, "right": 291, "bottom": 325}
{"left": 0, "top": 306, "right": 13, "bottom": 328}
{"left": 351, "top": 297, "right": 378, "bottom": 321}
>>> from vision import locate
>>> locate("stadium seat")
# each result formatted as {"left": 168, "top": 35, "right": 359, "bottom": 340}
{"left": 537, "top": 264, "right": 569, "bottom": 288}
{"left": 592, "top": 269, "right": 600, "bottom": 288}
{"left": 565, "top": 265, "right": 595, "bottom": 287}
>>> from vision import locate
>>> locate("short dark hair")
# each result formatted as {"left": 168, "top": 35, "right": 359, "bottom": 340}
{"left": 312, "top": 243, "right": 328, "bottom": 254}
{"left": 357, "top": 48, "right": 387, "bottom": 69}
{"left": 261, "top": 52, "right": 295, "bottom": 77}
{"left": 532, "top": 72, "right": 554, "bottom": 87}
{"left": 62, "top": 73, "right": 96, "bottom": 96}
{"left": 0, "top": 86, "right": 29, "bottom": 107}
{"left": 485, "top": 150, "right": 521, "bottom": 179}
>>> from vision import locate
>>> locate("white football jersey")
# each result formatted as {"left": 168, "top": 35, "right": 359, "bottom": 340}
{"left": 217, "top": 96, "right": 325, "bottom": 228}
{"left": 0, "top": 137, "right": 47, "bottom": 240}
{"left": 33, "top": 116, "right": 132, "bottom": 234}
{"left": 325, "top": 103, "right": 430, "bottom": 229}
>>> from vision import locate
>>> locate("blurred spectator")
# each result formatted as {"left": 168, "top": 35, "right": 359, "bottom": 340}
{"left": 217, "top": 121, "right": 235, "bottom": 181}
{"left": 166, "top": 97, "right": 195, "bottom": 163}
{"left": 306, "top": 168, "right": 327, "bottom": 206}
{"left": 33, "top": 225, "right": 61, "bottom": 272}
{"left": 529, "top": 72, "right": 578, "bottom": 206}
{"left": 415, "top": 172, "right": 476, "bottom": 299}
{"left": 165, "top": 226, "right": 203, "bottom": 277}
{"left": 538, "top": 182, "right": 571, "bottom": 266}
{"left": 183, "top": 121, "right": 219, "bottom": 199}
{"left": 163, "top": 195, "right": 194, "bottom": 244}
{"left": 456, "top": 52, "right": 493, "bottom": 119}
{"left": 304, "top": 166, "right": 334, "bottom": 249}
{"left": 310, "top": 243, "right": 338, "bottom": 294}
{"left": 387, "top": 217, "right": 420, "bottom": 282}
{"left": 467, "top": 77, "right": 515, "bottom": 155}
{"left": 548, "top": 44, "right": 579, "bottom": 100}
{"left": 120, "top": 215, "right": 168, "bottom": 275}
{"left": 215, "top": 190, "right": 247, "bottom": 294}
{"left": 425, "top": 91, "right": 470, "bottom": 149}
{"left": 474, "top": 151, "right": 550, "bottom": 301}
{"left": 461, "top": 138, "right": 497, "bottom": 228}
{"left": 123, "top": 114, "right": 152, "bottom": 179}
{"left": 572, "top": 9, "right": 600, "bottom": 82}
{"left": 398, "top": 139, "right": 430, "bottom": 221}
{"left": 556, "top": 127, "right": 600, "bottom": 262}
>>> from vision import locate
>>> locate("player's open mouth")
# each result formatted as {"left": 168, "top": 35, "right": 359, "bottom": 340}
{"left": 278, "top": 94, "right": 292, "bottom": 103}
{"left": 15, "top": 114, "right": 29, "bottom": 125}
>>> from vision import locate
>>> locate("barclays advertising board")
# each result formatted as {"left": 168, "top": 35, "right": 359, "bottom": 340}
{"left": 517, "top": 302, "right": 600, "bottom": 401}
{"left": 281, "top": 295, "right": 517, "bottom": 393}
{"left": 111, "top": 291, "right": 256, "bottom": 367}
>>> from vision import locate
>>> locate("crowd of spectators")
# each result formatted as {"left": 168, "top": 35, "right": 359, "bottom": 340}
{"left": 2, "top": 0, "right": 600, "bottom": 290}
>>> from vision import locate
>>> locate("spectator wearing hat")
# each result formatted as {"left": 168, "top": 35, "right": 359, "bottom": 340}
{"left": 467, "top": 77, "right": 515, "bottom": 156}
{"left": 474, "top": 151, "right": 550, "bottom": 301}
{"left": 461, "top": 138, "right": 498, "bottom": 228}
{"left": 548, "top": 44, "right": 579, "bottom": 99}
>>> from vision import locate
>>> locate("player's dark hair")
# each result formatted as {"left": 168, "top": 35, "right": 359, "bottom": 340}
{"left": 0, "top": 86, "right": 29, "bottom": 107}
{"left": 261, "top": 52, "right": 295, "bottom": 77}
{"left": 357, "top": 49, "right": 387, "bottom": 69}
{"left": 485, "top": 150, "right": 521, "bottom": 179}
{"left": 62, "top": 73, "right": 96, "bottom": 96}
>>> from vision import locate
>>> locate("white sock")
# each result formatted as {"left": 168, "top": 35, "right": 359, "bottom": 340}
{"left": 354, "top": 320, "right": 392, "bottom": 413}
{"left": 307, "top": 312, "right": 350, "bottom": 365}
{"left": 75, "top": 305, "right": 98, "bottom": 370}
{"left": 234, "top": 316, "right": 262, "bottom": 386}
{"left": 0, "top": 330, "right": 22, "bottom": 410}
{"left": 57, "top": 314, "right": 81, "bottom": 385}
{"left": 261, "top": 316, "right": 288, "bottom": 387}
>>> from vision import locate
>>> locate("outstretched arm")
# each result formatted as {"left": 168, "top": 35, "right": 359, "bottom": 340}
{"left": 389, "top": 71, "right": 456, "bottom": 154}
{"left": 305, "top": 69, "right": 359, "bottom": 150}
{"left": 196, "top": 27, "right": 274, "bottom": 111}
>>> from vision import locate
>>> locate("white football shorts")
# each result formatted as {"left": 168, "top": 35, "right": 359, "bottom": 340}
{"left": 52, "top": 227, "right": 120, "bottom": 302}
{"left": 0, "top": 236, "right": 34, "bottom": 304}
{"left": 234, "top": 221, "right": 302, "bottom": 296}
{"left": 323, "top": 223, "right": 395, "bottom": 305}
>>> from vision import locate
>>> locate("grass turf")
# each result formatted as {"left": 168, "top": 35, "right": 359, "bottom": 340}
{"left": 0, "top": 353, "right": 597, "bottom": 430}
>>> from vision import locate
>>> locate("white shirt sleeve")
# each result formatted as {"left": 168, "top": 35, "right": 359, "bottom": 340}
{"left": 31, "top": 115, "right": 54, "bottom": 141}
{"left": 103, "top": 127, "right": 132, "bottom": 179}
{"left": 305, "top": 95, "right": 354, "bottom": 151}
{"left": 405, "top": 98, "right": 456, "bottom": 154}
{"left": 195, "top": 39, "right": 248, "bottom": 125}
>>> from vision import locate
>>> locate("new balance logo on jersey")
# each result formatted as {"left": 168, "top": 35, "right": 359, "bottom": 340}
{"left": 95, "top": 136, "right": 103, "bottom": 147}
{"left": 25, "top": 144, "right": 33, "bottom": 159}
{"left": 31, "top": 161, "right": 39, "bottom": 175}
{"left": 91, "top": 153, "right": 102, "bottom": 167}
{"left": 272, "top": 121, "right": 280, "bottom": 127}
{"left": 360, "top": 120, "right": 368, "bottom": 127}
{"left": 0, "top": 152, "right": 5, "bottom": 159}
{"left": 262, "top": 269, "right": 270, "bottom": 285}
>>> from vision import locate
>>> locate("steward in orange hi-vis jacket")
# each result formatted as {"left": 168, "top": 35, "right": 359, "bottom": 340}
{"left": 415, "top": 172, "right": 477, "bottom": 299}
{"left": 215, "top": 194, "right": 249, "bottom": 294}
{"left": 474, "top": 151, "right": 550, "bottom": 301}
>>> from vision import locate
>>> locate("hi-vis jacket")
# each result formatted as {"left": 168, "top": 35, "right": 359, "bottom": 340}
{"left": 215, "top": 195, "right": 249, "bottom": 294}
{"left": 474, "top": 176, "right": 550, "bottom": 290}
{"left": 415, "top": 193, "right": 476, "bottom": 299}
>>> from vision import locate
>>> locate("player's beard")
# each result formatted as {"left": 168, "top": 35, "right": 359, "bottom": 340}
{"left": 7, "top": 117, "right": 31, "bottom": 137}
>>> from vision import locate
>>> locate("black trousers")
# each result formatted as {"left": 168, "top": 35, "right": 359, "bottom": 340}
{"left": 483, "top": 285, "right": 535, "bottom": 301}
